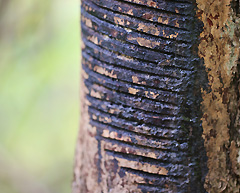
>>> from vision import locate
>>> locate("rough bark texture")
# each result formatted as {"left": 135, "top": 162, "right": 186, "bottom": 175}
{"left": 73, "top": 0, "right": 240, "bottom": 192}
{"left": 197, "top": 0, "right": 240, "bottom": 192}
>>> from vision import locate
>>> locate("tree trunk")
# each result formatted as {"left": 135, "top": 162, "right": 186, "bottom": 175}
{"left": 73, "top": 0, "right": 240, "bottom": 192}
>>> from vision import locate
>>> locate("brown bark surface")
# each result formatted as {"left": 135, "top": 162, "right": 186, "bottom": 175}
{"left": 73, "top": 0, "right": 240, "bottom": 192}
{"left": 196, "top": 0, "right": 240, "bottom": 192}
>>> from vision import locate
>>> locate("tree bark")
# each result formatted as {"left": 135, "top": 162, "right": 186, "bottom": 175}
{"left": 73, "top": 0, "right": 240, "bottom": 192}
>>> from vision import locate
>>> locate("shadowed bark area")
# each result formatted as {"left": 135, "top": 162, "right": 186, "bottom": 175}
{"left": 73, "top": 0, "right": 239, "bottom": 192}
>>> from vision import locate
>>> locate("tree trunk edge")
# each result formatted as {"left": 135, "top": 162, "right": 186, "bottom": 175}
{"left": 196, "top": 0, "right": 240, "bottom": 192}
{"left": 73, "top": 0, "right": 240, "bottom": 192}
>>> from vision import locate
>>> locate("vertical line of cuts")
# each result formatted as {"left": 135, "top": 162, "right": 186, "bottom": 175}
{"left": 77, "top": 0, "right": 208, "bottom": 192}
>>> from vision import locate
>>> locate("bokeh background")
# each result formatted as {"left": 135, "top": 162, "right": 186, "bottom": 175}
{"left": 0, "top": 0, "right": 80, "bottom": 193}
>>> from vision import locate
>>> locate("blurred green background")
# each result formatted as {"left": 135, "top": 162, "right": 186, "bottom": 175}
{"left": 0, "top": 0, "right": 80, "bottom": 193}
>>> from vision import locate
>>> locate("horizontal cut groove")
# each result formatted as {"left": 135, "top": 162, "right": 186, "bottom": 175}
{"left": 82, "top": 51, "right": 181, "bottom": 81}
{"left": 81, "top": 23, "right": 192, "bottom": 63}
{"left": 82, "top": 8, "right": 193, "bottom": 45}
{"left": 89, "top": 106, "right": 184, "bottom": 135}
{"left": 152, "top": 0, "right": 192, "bottom": 3}
{"left": 101, "top": 135, "right": 187, "bottom": 159}
{"left": 82, "top": 52, "right": 193, "bottom": 89}
{"left": 120, "top": 167, "right": 185, "bottom": 181}
{"left": 82, "top": 38, "right": 195, "bottom": 71}
{"left": 82, "top": 44, "right": 191, "bottom": 76}
{"left": 82, "top": 50, "right": 187, "bottom": 81}
{"left": 89, "top": 99, "right": 182, "bottom": 131}
{"left": 82, "top": 44, "right": 193, "bottom": 78}
{"left": 120, "top": 167, "right": 186, "bottom": 185}
{"left": 87, "top": 102, "right": 184, "bottom": 131}
{"left": 81, "top": 9, "right": 191, "bottom": 58}
{"left": 85, "top": 82, "right": 182, "bottom": 116}
{"left": 120, "top": 0, "right": 193, "bottom": 5}
{"left": 92, "top": 113, "right": 180, "bottom": 143}
{"left": 85, "top": 77, "right": 180, "bottom": 107}
{"left": 90, "top": 118, "right": 187, "bottom": 146}
{"left": 84, "top": 0, "right": 191, "bottom": 32}
{"left": 83, "top": 43, "right": 193, "bottom": 81}
{"left": 98, "top": 124, "right": 183, "bottom": 151}
{"left": 136, "top": 183, "right": 173, "bottom": 193}
{"left": 81, "top": 10, "right": 193, "bottom": 48}
{"left": 102, "top": 138, "right": 188, "bottom": 164}
{"left": 87, "top": 103, "right": 187, "bottom": 133}
{"left": 82, "top": 63, "right": 186, "bottom": 94}
{"left": 89, "top": 108, "right": 188, "bottom": 141}
{"left": 100, "top": 135, "right": 182, "bottom": 156}
{"left": 82, "top": 32, "right": 171, "bottom": 66}
{"left": 105, "top": 149, "right": 188, "bottom": 168}
{"left": 101, "top": 136, "right": 175, "bottom": 153}
{"left": 81, "top": 7, "right": 193, "bottom": 48}
{"left": 118, "top": 0, "right": 194, "bottom": 15}
{"left": 121, "top": 170, "right": 185, "bottom": 192}
{"left": 86, "top": 92, "right": 183, "bottom": 120}
{"left": 90, "top": 117, "right": 187, "bottom": 144}
{"left": 83, "top": 72, "right": 182, "bottom": 106}
{"left": 86, "top": 83, "right": 180, "bottom": 114}
{"left": 84, "top": 78, "right": 181, "bottom": 107}
{"left": 82, "top": 37, "right": 197, "bottom": 72}
{"left": 103, "top": 144, "right": 187, "bottom": 165}
{"left": 94, "top": 0, "right": 194, "bottom": 18}
{"left": 82, "top": 44, "right": 193, "bottom": 75}
{"left": 136, "top": 182, "right": 189, "bottom": 193}
{"left": 162, "top": 0, "right": 193, "bottom": 3}
{"left": 83, "top": 58, "right": 183, "bottom": 92}
{"left": 81, "top": 12, "right": 192, "bottom": 59}
{"left": 86, "top": 87, "right": 185, "bottom": 120}
{"left": 105, "top": 150, "right": 189, "bottom": 177}
{"left": 88, "top": 104, "right": 184, "bottom": 131}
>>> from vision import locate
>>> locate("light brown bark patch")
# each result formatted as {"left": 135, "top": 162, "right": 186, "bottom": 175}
{"left": 196, "top": 0, "right": 240, "bottom": 191}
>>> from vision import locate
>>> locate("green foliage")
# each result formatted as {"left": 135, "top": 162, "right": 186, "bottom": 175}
{"left": 0, "top": 0, "right": 80, "bottom": 192}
